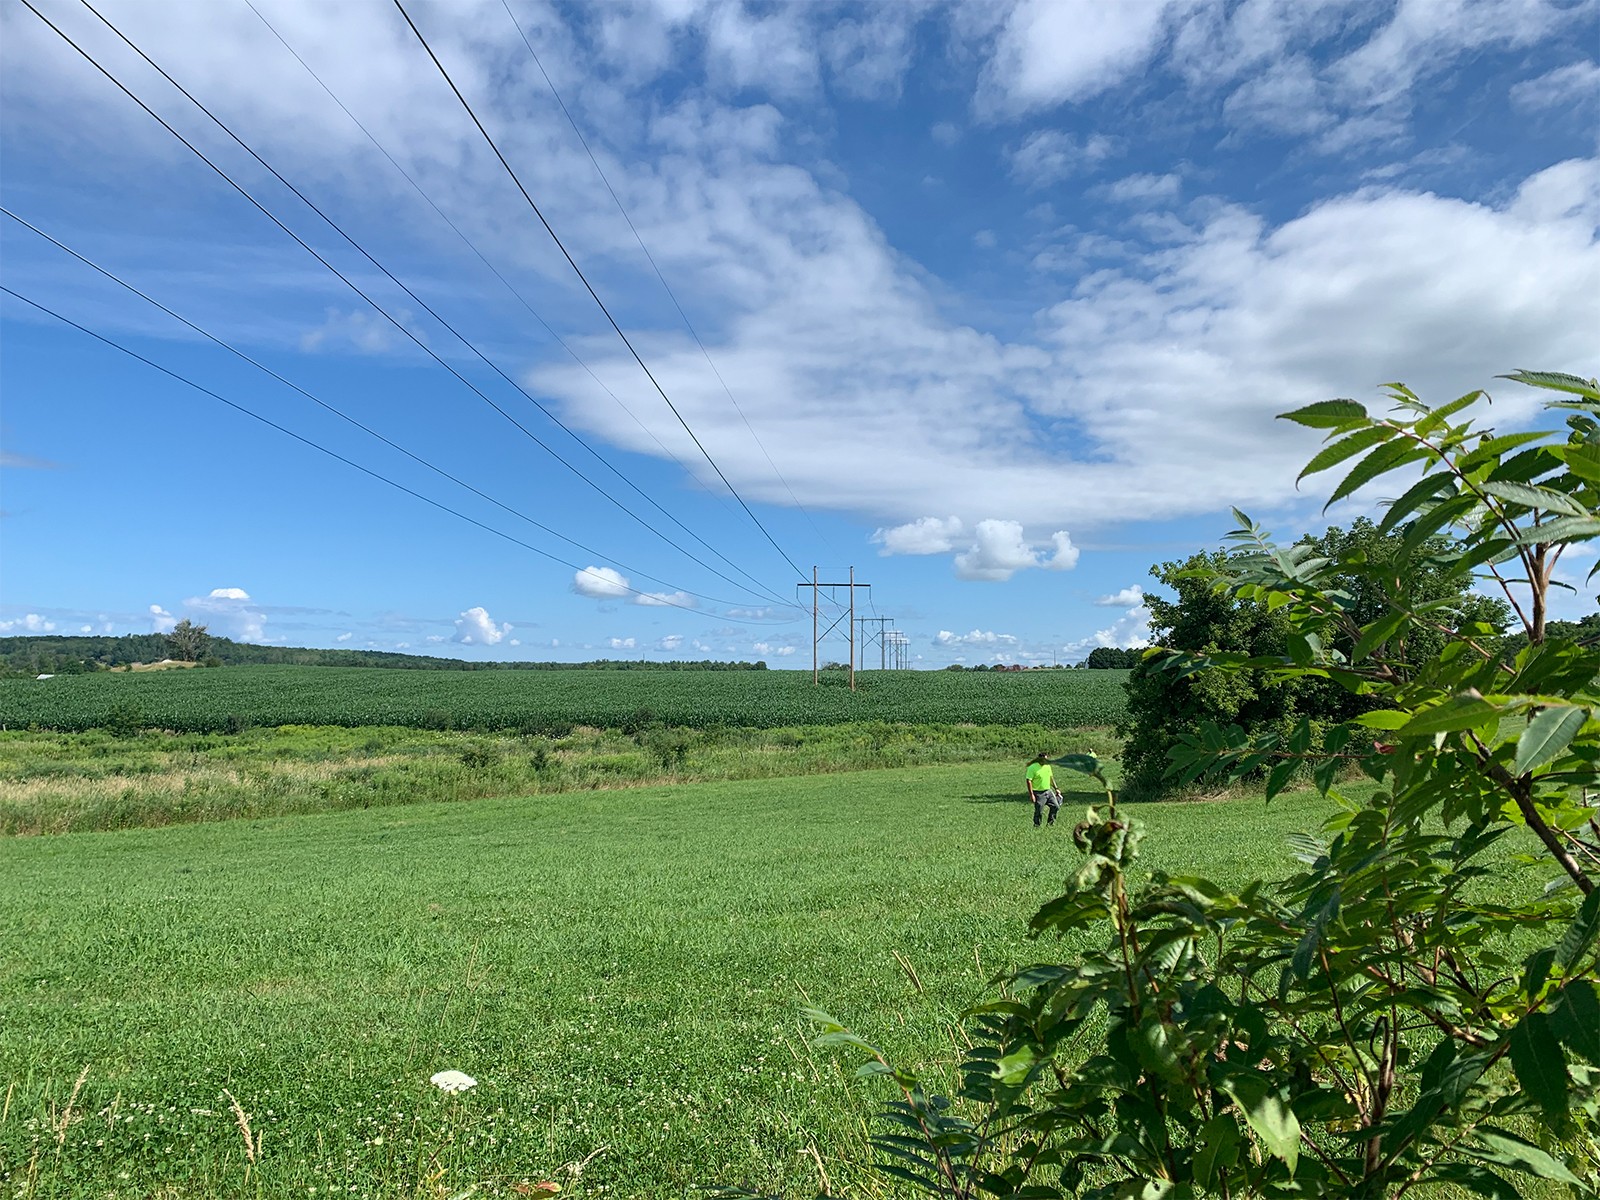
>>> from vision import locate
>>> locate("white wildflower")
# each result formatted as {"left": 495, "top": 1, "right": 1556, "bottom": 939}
{"left": 429, "top": 1070, "right": 476, "bottom": 1094}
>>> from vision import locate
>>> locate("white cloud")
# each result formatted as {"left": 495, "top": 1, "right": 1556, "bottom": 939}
{"left": 934, "top": 628, "right": 1017, "bottom": 646}
{"left": 823, "top": 10, "right": 918, "bottom": 100}
{"left": 1008, "top": 130, "right": 1120, "bottom": 188}
{"left": 79, "top": 624, "right": 92, "bottom": 633}
{"left": 183, "top": 588, "right": 267, "bottom": 642}
{"left": 608, "top": 636, "right": 637, "bottom": 650}
{"left": 425, "top": 634, "right": 446, "bottom": 644}
{"left": 1099, "top": 173, "right": 1182, "bottom": 204}
{"left": 453, "top": 606, "right": 510, "bottom": 645}
{"left": 978, "top": 0, "right": 1183, "bottom": 116}
{"left": 931, "top": 120, "right": 961, "bottom": 146}
{"left": 1097, "top": 586, "right": 1145, "bottom": 607}
{"left": 953, "top": 520, "right": 1078, "bottom": 581}
{"left": 658, "top": 634, "right": 684, "bottom": 650}
{"left": 299, "top": 307, "right": 403, "bottom": 354}
{"left": 1067, "top": 602, "right": 1154, "bottom": 655}
{"left": 573, "top": 566, "right": 632, "bottom": 600}
{"left": 1511, "top": 60, "right": 1600, "bottom": 112}
{"left": 149, "top": 604, "right": 176, "bottom": 634}
{"left": 634, "top": 590, "right": 695, "bottom": 608}
{"left": 509, "top": 638, "right": 521, "bottom": 646}
{"left": 873, "top": 515, "right": 965, "bottom": 556}
{"left": 0, "top": 613, "right": 57, "bottom": 633}
{"left": 336, "top": 631, "right": 353, "bottom": 642}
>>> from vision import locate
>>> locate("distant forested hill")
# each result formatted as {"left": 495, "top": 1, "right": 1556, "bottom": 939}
{"left": 0, "top": 634, "right": 767, "bottom": 676}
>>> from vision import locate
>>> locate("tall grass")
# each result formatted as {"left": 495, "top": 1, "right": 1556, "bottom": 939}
{"left": 0, "top": 722, "right": 1111, "bottom": 835}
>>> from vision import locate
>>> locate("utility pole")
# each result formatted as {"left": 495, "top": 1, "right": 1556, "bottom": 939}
{"left": 797, "top": 568, "right": 872, "bottom": 690}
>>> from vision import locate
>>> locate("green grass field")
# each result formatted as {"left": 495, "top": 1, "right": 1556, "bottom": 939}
{"left": 0, "top": 763, "right": 1340, "bottom": 1199}
{"left": 0, "top": 666, "right": 1130, "bottom": 734}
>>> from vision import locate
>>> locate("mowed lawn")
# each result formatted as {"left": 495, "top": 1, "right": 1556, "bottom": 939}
{"left": 1, "top": 764, "right": 1336, "bottom": 1198}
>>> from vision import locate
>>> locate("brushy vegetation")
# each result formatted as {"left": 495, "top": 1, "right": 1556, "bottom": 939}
{"left": 3, "top": 762, "right": 1363, "bottom": 1198}
{"left": 799, "top": 372, "right": 1599, "bottom": 1198}
{"left": 0, "top": 721, "right": 1112, "bottom": 836}
{"left": 0, "top": 666, "right": 1129, "bottom": 735}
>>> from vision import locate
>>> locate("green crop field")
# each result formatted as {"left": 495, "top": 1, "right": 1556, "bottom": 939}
{"left": 1, "top": 763, "right": 1347, "bottom": 1199}
{"left": 0, "top": 666, "right": 1130, "bottom": 734}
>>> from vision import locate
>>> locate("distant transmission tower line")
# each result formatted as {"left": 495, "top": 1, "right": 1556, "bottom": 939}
{"left": 239, "top": 0, "right": 737, "bottom": 528}
{"left": 1, "top": 286, "right": 790, "bottom": 624}
{"left": 496, "top": 0, "right": 839, "bottom": 562}
{"left": 2, "top": 207, "right": 769, "bottom": 613}
{"left": 32, "top": 0, "right": 797, "bottom": 613}
{"left": 392, "top": 0, "right": 811, "bottom": 586}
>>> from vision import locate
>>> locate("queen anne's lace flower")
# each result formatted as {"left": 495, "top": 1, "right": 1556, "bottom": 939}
{"left": 429, "top": 1070, "right": 476, "bottom": 1094}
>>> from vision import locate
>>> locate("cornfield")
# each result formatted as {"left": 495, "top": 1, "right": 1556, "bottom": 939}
{"left": 1, "top": 665, "right": 1129, "bottom": 733}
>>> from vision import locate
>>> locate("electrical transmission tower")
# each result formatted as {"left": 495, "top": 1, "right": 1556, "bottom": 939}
{"left": 885, "top": 629, "right": 910, "bottom": 669}
{"left": 797, "top": 567, "right": 871, "bottom": 690}
{"left": 856, "top": 616, "right": 894, "bottom": 670}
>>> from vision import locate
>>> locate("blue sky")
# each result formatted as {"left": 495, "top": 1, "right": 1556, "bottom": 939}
{"left": 1, "top": 0, "right": 1597, "bottom": 666}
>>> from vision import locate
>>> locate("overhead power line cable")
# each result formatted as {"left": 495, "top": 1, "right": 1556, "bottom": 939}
{"left": 496, "top": 0, "right": 840, "bottom": 562}
{"left": 238, "top": 0, "right": 732, "bottom": 521}
{"left": 0, "top": 285, "right": 792, "bottom": 623}
{"left": 390, "top": 0, "right": 811, "bottom": 585}
{"left": 36, "top": 0, "right": 798, "bottom": 613}
{"left": 1, "top": 206, "right": 772, "bottom": 614}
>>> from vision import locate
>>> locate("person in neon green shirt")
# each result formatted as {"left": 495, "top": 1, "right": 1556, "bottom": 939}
{"left": 1026, "top": 752, "right": 1062, "bottom": 827}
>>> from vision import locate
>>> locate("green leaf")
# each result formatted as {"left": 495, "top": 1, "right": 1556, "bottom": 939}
{"left": 1297, "top": 425, "right": 1394, "bottom": 483}
{"left": 1193, "top": 1113, "right": 1242, "bottom": 1190}
{"left": 1353, "top": 708, "right": 1410, "bottom": 730}
{"left": 1553, "top": 886, "right": 1600, "bottom": 971}
{"left": 1351, "top": 610, "right": 1410, "bottom": 664}
{"left": 1467, "top": 1127, "right": 1584, "bottom": 1185}
{"left": 1501, "top": 370, "right": 1600, "bottom": 401}
{"left": 1325, "top": 441, "right": 1429, "bottom": 510}
{"left": 1507, "top": 1012, "right": 1568, "bottom": 1119}
{"left": 1514, "top": 514, "right": 1600, "bottom": 545}
{"left": 1278, "top": 399, "right": 1369, "bottom": 429}
{"left": 1219, "top": 1072, "right": 1300, "bottom": 1173}
{"left": 1551, "top": 979, "right": 1600, "bottom": 1065}
{"left": 1377, "top": 471, "right": 1457, "bottom": 535}
{"left": 1514, "top": 705, "right": 1588, "bottom": 776}
{"left": 1480, "top": 480, "right": 1590, "bottom": 517}
{"left": 1396, "top": 694, "right": 1500, "bottom": 737}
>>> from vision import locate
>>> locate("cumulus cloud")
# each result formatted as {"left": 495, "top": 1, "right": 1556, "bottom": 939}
{"left": 573, "top": 566, "right": 631, "bottom": 600}
{"left": 979, "top": 0, "right": 1181, "bottom": 116}
{"left": 453, "top": 606, "right": 510, "bottom": 645}
{"left": 934, "top": 629, "right": 1018, "bottom": 646}
{"left": 1097, "top": 586, "right": 1146, "bottom": 607}
{"left": 184, "top": 588, "right": 267, "bottom": 642}
{"left": 954, "top": 521, "right": 1078, "bottom": 581}
{"left": 0, "top": 613, "right": 57, "bottom": 633}
{"left": 608, "top": 636, "right": 637, "bottom": 650}
{"left": 873, "top": 515, "right": 966, "bottom": 556}
{"left": 335, "top": 631, "right": 353, "bottom": 642}
{"left": 149, "top": 604, "right": 176, "bottom": 634}
{"left": 658, "top": 634, "right": 684, "bottom": 651}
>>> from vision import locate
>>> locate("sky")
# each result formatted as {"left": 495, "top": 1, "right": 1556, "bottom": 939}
{"left": 1, "top": 0, "right": 1597, "bottom": 667}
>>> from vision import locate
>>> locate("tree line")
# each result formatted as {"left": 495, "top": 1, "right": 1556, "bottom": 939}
{"left": 0, "top": 627, "right": 769, "bottom": 677}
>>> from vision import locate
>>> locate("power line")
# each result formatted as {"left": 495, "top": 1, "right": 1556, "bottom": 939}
{"left": 496, "top": 0, "right": 841, "bottom": 563}
{"left": 0, "top": 284, "right": 790, "bottom": 625}
{"left": 40, "top": 0, "right": 799, "bottom": 613}
{"left": 238, "top": 0, "right": 736, "bottom": 526}
{"left": 2, "top": 206, "right": 773, "bottom": 615}
{"left": 391, "top": 0, "right": 811, "bottom": 585}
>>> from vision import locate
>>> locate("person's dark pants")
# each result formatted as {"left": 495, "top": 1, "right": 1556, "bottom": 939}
{"left": 1033, "top": 788, "right": 1062, "bottom": 826}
